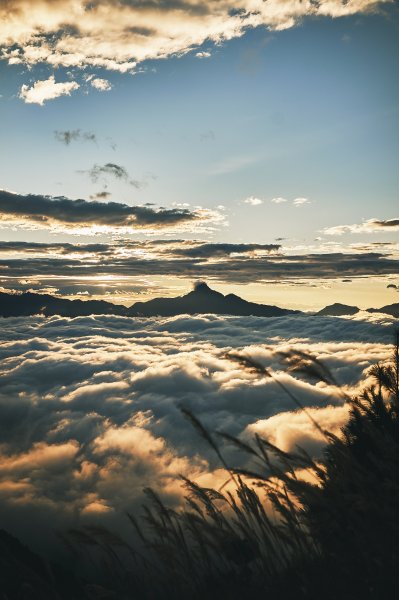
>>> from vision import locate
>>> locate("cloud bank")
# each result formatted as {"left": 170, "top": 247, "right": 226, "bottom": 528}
{"left": 1, "top": 0, "right": 391, "bottom": 75}
{"left": 0, "top": 311, "right": 395, "bottom": 551}
{"left": 0, "top": 189, "right": 222, "bottom": 234}
{"left": 1, "top": 237, "right": 398, "bottom": 292}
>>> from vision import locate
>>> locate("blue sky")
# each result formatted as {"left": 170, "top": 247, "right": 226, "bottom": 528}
{"left": 0, "top": 1, "right": 398, "bottom": 308}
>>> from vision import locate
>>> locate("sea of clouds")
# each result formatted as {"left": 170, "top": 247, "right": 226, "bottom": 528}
{"left": 0, "top": 311, "right": 396, "bottom": 553}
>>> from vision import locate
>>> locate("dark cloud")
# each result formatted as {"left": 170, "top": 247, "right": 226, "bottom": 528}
{"left": 374, "top": 219, "right": 399, "bottom": 228}
{"left": 0, "top": 190, "right": 212, "bottom": 230}
{"left": 82, "top": 162, "right": 144, "bottom": 188}
{"left": 89, "top": 191, "right": 111, "bottom": 200}
{"left": 54, "top": 129, "right": 97, "bottom": 145}
{"left": 173, "top": 242, "right": 281, "bottom": 258}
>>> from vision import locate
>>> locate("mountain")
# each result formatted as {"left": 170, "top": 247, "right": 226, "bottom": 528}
{"left": 367, "top": 303, "right": 399, "bottom": 318}
{"left": 317, "top": 303, "right": 360, "bottom": 316}
{"left": 129, "top": 282, "right": 299, "bottom": 317}
{"left": 1, "top": 285, "right": 397, "bottom": 319}
{"left": 0, "top": 284, "right": 298, "bottom": 318}
{"left": 0, "top": 291, "right": 128, "bottom": 318}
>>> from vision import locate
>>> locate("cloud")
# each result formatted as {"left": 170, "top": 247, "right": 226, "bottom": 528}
{"left": 323, "top": 218, "right": 399, "bottom": 235}
{"left": 1, "top": 1, "right": 390, "bottom": 76}
{"left": 90, "top": 77, "right": 112, "bottom": 91}
{"left": 89, "top": 191, "right": 111, "bottom": 200}
{"left": 172, "top": 242, "right": 281, "bottom": 258}
{"left": 196, "top": 51, "right": 211, "bottom": 58}
{"left": 54, "top": 129, "right": 97, "bottom": 145}
{"left": 244, "top": 196, "right": 263, "bottom": 206}
{"left": 0, "top": 236, "right": 398, "bottom": 286}
{"left": 19, "top": 75, "right": 79, "bottom": 105}
{"left": 271, "top": 197, "right": 287, "bottom": 204}
{"left": 81, "top": 162, "right": 145, "bottom": 188}
{"left": 0, "top": 311, "right": 394, "bottom": 551}
{"left": 0, "top": 189, "right": 222, "bottom": 234}
{"left": 293, "top": 197, "right": 311, "bottom": 207}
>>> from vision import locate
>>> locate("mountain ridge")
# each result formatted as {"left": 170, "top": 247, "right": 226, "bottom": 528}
{"left": 0, "top": 284, "right": 397, "bottom": 319}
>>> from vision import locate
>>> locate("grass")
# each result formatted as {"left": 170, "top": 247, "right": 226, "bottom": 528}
{"left": 61, "top": 332, "right": 399, "bottom": 599}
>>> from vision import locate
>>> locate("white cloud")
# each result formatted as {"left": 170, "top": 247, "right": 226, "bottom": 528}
{"left": 19, "top": 75, "right": 79, "bottom": 105}
{"left": 271, "top": 197, "right": 288, "bottom": 204}
{"left": 196, "top": 51, "right": 211, "bottom": 58}
{"left": 244, "top": 196, "right": 263, "bottom": 206}
{"left": 293, "top": 197, "right": 311, "bottom": 207}
{"left": 90, "top": 77, "right": 112, "bottom": 92}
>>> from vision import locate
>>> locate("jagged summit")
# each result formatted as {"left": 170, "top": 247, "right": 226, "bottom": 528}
{"left": 192, "top": 281, "right": 213, "bottom": 293}
{"left": 129, "top": 283, "right": 298, "bottom": 317}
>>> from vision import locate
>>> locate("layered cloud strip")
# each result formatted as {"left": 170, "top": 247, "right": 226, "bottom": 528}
{"left": 0, "top": 311, "right": 395, "bottom": 549}
{"left": 1, "top": 238, "right": 398, "bottom": 297}
{"left": 1, "top": 0, "right": 392, "bottom": 76}
{"left": 0, "top": 189, "right": 222, "bottom": 234}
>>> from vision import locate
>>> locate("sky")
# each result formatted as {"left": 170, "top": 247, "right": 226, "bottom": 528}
{"left": 0, "top": 0, "right": 398, "bottom": 309}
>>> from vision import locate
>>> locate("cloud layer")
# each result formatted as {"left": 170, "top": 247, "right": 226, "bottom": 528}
{"left": 1, "top": 0, "right": 391, "bottom": 76}
{"left": 0, "top": 311, "right": 395, "bottom": 551}
{"left": 1, "top": 238, "right": 398, "bottom": 295}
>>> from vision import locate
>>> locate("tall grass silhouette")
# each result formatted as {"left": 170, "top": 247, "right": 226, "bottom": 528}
{"left": 63, "top": 332, "right": 399, "bottom": 599}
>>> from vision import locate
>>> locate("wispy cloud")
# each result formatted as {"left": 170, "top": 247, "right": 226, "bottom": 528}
{"left": 19, "top": 75, "right": 79, "bottom": 105}
{"left": 323, "top": 218, "right": 399, "bottom": 236}
{"left": 54, "top": 129, "right": 97, "bottom": 145}
{"left": 81, "top": 163, "right": 146, "bottom": 189}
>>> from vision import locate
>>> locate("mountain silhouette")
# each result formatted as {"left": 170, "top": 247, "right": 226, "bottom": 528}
{"left": 367, "top": 303, "right": 399, "bottom": 318}
{"left": 317, "top": 303, "right": 359, "bottom": 316}
{"left": 0, "top": 291, "right": 128, "bottom": 318}
{"left": 0, "top": 284, "right": 397, "bottom": 319}
{"left": 0, "top": 284, "right": 298, "bottom": 318}
{"left": 129, "top": 282, "right": 299, "bottom": 317}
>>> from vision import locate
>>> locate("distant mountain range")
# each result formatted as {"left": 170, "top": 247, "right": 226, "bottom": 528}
{"left": 0, "top": 282, "right": 398, "bottom": 319}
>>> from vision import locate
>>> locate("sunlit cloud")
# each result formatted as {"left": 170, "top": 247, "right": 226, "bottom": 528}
{"left": 18, "top": 75, "right": 79, "bottom": 105}
{"left": 1, "top": 0, "right": 390, "bottom": 77}
{"left": 90, "top": 77, "right": 112, "bottom": 91}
